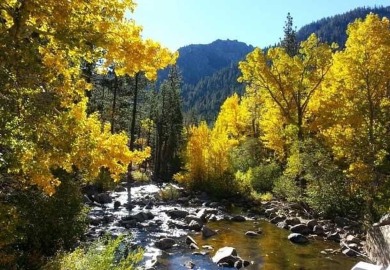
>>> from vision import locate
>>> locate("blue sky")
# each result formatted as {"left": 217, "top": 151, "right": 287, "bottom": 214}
{"left": 131, "top": 0, "right": 390, "bottom": 51}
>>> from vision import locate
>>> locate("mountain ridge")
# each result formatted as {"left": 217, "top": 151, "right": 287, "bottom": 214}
{"left": 160, "top": 5, "right": 390, "bottom": 123}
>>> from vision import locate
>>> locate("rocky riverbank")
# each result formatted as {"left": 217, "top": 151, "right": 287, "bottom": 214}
{"left": 83, "top": 182, "right": 363, "bottom": 269}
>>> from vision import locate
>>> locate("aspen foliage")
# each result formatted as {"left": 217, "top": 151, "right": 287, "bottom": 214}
{"left": 239, "top": 34, "right": 334, "bottom": 157}
{"left": 314, "top": 14, "right": 390, "bottom": 195}
{"left": 0, "top": 0, "right": 176, "bottom": 194}
{"left": 175, "top": 94, "right": 250, "bottom": 193}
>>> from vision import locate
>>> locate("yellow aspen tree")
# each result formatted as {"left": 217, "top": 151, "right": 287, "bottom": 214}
{"left": 239, "top": 34, "right": 334, "bottom": 157}
{"left": 314, "top": 14, "right": 390, "bottom": 214}
{"left": 175, "top": 122, "right": 211, "bottom": 189}
{"left": 0, "top": 0, "right": 176, "bottom": 194}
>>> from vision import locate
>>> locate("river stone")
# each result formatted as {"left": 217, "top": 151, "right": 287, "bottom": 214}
{"left": 326, "top": 231, "right": 341, "bottom": 241}
{"left": 212, "top": 247, "right": 241, "bottom": 267}
{"left": 378, "top": 213, "right": 390, "bottom": 226}
{"left": 168, "top": 220, "right": 188, "bottom": 229}
{"left": 306, "top": 219, "right": 318, "bottom": 229}
{"left": 342, "top": 247, "right": 356, "bottom": 257}
{"left": 185, "top": 235, "right": 197, "bottom": 246}
{"left": 155, "top": 238, "right": 175, "bottom": 250}
{"left": 290, "top": 224, "right": 311, "bottom": 235}
{"left": 196, "top": 208, "right": 208, "bottom": 221}
{"left": 185, "top": 215, "right": 203, "bottom": 224}
{"left": 114, "top": 201, "right": 121, "bottom": 210}
{"left": 202, "top": 225, "right": 217, "bottom": 238}
{"left": 144, "top": 201, "right": 154, "bottom": 210}
{"left": 245, "top": 231, "right": 260, "bottom": 237}
{"left": 313, "top": 225, "right": 325, "bottom": 235}
{"left": 264, "top": 208, "right": 276, "bottom": 217}
{"left": 277, "top": 221, "right": 289, "bottom": 230}
{"left": 184, "top": 260, "right": 195, "bottom": 269}
{"left": 345, "top": 234, "right": 360, "bottom": 244}
{"left": 231, "top": 215, "right": 246, "bottom": 222}
{"left": 212, "top": 247, "right": 238, "bottom": 264}
{"left": 189, "top": 243, "right": 199, "bottom": 250}
{"left": 270, "top": 215, "right": 286, "bottom": 224}
{"left": 166, "top": 209, "right": 189, "bottom": 219}
{"left": 188, "top": 220, "right": 202, "bottom": 231}
{"left": 288, "top": 233, "right": 309, "bottom": 244}
{"left": 93, "top": 193, "right": 112, "bottom": 204}
{"left": 114, "top": 186, "right": 126, "bottom": 192}
{"left": 285, "top": 217, "right": 301, "bottom": 226}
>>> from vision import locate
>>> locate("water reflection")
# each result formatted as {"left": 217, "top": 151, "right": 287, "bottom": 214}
{"left": 189, "top": 220, "right": 360, "bottom": 270}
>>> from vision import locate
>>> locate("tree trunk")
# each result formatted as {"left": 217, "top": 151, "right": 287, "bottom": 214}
{"left": 111, "top": 73, "right": 118, "bottom": 134}
{"left": 127, "top": 73, "right": 139, "bottom": 210}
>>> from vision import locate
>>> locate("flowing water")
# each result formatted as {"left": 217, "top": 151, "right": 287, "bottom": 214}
{"left": 87, "top": 184, "right": 362, "bottom": 269}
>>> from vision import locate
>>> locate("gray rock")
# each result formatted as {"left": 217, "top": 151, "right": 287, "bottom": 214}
{"left": 188, "top": 220, "right": 202, "bottom": 231}
{"left": 114, "top": 186, "right": 126, "bottom": 192}
{"left": 290, "top": 224, "right": 311, "bottom": 235}
{"left": 285, "top": 217, "right": 301, "bottom": 226}
{"left": 185, "top": 235, "right": 197, "bottom": 246}
{"left": 288, "top": 233, "right": 309, "bottom": 244}
{"left": 245, "top": 231, "right": 260, "bottom": 237}
{"left": 373, "top": 213, "right": 390, "bottom": 227}
{"left": 342, "top": 247, "right": 356, "bottom": 257}
{"left": 114, "top": 201, "right": 121, "bottom": 210}
{"left": 168, "top": 220, "right": 188, "bottom": 229}
{"left": 277, "top": 221, "right": 289, "bottom": 230}
{"left": 212, "top": 247, "right": 238, "bottom": 264}
{"left": 155, "top": 238, "right": 175, "bottom": 250}
{"left": 345, "top": 234, "right": 360, "bottom": 244}
{"left": 326, "top": 231, "right": 341, "bottom": 241}
{"left": 144, "top": 201, "right": 154, "bottom": 210}
{"left": 177, "top": 197, "right": 190, "bottom": 205}
{"left": 184, "top": 260, "right": 195, "bottom": 269}
{"left": 189, "top": 243, "right": 199, "bottom": 250}
{"left": 185, "top": 215, "right": 203, "bottom": 224}
{"left": 306, "top": 219, "right": 318, "bottom": 229}
{"left": 166, "top": 209, "right": 189, "bottom": 219}
{"left": 231, "top": 215, "right": 246, "bottom": 222}
{"left": 93, "top": 193, "right": 112, "bottom": 204}
{"left": 212, "top": 247, "right": 241, "bottom": 267}
{"left": 264, "top": 208, "right": 276, "bottom": 217}
{"left": 202, "top": 225, "right": 217, "bottom": 238}
{"left": 313, "top": 225, "right": 325, "bottom": 235}
{"left": 270, "top": 215, "right": 286, "bottom": 224}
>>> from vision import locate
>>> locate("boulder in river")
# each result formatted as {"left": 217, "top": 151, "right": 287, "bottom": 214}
{"left": 290, "top": 224, "right": 311, "bottom": 235}
{"left": 185, "top": 215, "right": 203, "bottom": 225}
{"left": 166, "top": 209, "right": 189, "bottom": 219}
{"left": 188, "top": 220, "right": 202, "bottom": 231}
{"left": 231, "top": 215, "right": 246, "bottom": 222}
{"left": 185, "top": 235, "right": 197, "bottom": 246}
{"left": 285, "top": 217, "right": 301, "bottom": 226}
{"left": 245, "top": 231, "right": 260, "bottom": 237}
{"left": 155, "top": 238, "right": 175, "bottom": 250}
{"left": 93, "top": 193, "right": 112, "bottom": 204}
{"left": 212, "top": 247, "right": 239, "bottom": 266}
{"left": 288, "top": 233, "right": 309, "bottom": 244}
{"left": 270, "top": 215, "right": 286, "bottom": 224}
{"left": 202, "top": 225, "right": 217, "bottom": 238}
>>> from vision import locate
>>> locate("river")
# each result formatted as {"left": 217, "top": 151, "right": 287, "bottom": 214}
{"left": 86, "top": 183, "right": 362, "bottom": 269}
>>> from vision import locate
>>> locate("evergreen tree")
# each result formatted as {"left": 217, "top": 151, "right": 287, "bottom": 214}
{"left": 153, "top": 66, "right": 184, "bottom": 181}
{"left": 281, "top": 12, "right": 299, "bottom": 56}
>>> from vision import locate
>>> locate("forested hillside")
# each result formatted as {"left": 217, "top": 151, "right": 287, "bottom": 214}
{"left": 296, "top": 6, "right": 390, "bottom": 45}
{"left": 176, "top": 5, "right": 390, "bottom": 122}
